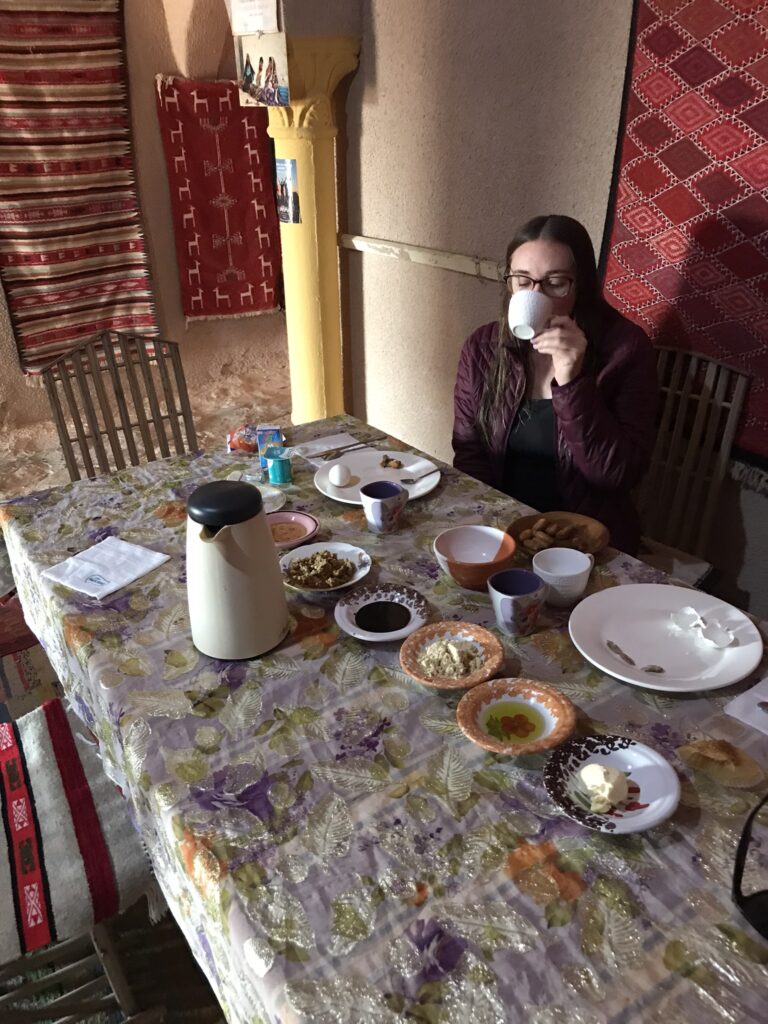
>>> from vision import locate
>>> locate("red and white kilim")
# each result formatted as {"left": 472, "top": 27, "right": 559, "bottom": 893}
{"left": 0, "top": 0, "right": 158, "bottom": 374}
{"left": 155, "top": 76, "right": 281, "bottom": 321}
{"left": 602, "top": 0, "right": 768, "bottom": 458}
{"left": 0, "top": 700, "right": 150, "bottom": 961}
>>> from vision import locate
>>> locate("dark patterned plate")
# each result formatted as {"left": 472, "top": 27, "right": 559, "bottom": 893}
{"left": 543, "top": 734, "right": 681, "bottom": 834}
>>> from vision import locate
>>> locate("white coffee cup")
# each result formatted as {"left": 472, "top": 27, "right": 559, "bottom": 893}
{"left": 532, "top": 547, "right": 594, "bottom": 607}
{"left": 507, "top": 289, "right": 554, "bottom": 340}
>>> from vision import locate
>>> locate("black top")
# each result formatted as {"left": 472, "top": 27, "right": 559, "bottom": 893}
{"left": 187, "top": 480, "right": 263, "bottom": 526}
{"left": 503, "top": 399, "right": 563, "bottom": 511}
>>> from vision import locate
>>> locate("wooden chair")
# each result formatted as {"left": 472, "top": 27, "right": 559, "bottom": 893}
{"left": 637, "top": 346, "right": 748, "bottom": 560}
{"left": 40, "top": 331, "right": 198, "bottom": 482}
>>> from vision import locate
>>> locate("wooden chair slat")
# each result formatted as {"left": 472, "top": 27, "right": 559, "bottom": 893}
{"left": 43, "top": 370, "right": 81, "bottom": 482}
{"left": 147, "top": 340, "right": 182, "bottom": 455}
{"left": 658, "top": 352, "right": 698, "bottom": 544}
{"left": 697, "top": 371, "right": 748, "bottom": 555}
{"left": 681, "top": 362, "right": 729, "bottom": 553}
{"left": 85, "top": 341, "right": 125, "bottom": 471}
{"left": 101, "top": 334, "right": 141, "bottom": 467}
{"left": 115, "top": 334, "right": 157, "bottom": 462}
{"left": 131, "top": 335, "right": 170, "bottom": 458}
{"left": 70, "top": 350, "right": 110, "bottom": 475}
{"left": 57, "top": 366, "right": 95, "bottom": 479}
{"left": 168, "top": 340, "right": 199, "bottom": 451}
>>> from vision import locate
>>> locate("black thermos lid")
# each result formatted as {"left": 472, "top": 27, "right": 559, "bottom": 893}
{"left": 187, "top": 480, "right": 263, "bottom": 527}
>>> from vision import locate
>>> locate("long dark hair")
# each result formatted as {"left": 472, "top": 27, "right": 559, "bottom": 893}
{"left": 477, "top": 214, "right": 614, "bottom": 446}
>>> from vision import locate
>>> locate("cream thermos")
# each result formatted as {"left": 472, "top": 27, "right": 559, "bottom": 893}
{"left": 186, "top": 481, "right": 289, "bottom": 659}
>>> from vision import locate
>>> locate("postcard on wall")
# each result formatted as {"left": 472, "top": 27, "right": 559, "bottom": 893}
{"left": 225, "top": 0, "right": 278, "bottom": 35}
{"left": 235, "top": 31, "right": 290, "bottom": 108}
{"left": 275, "top": 158, "right": 301, "bottom": 224}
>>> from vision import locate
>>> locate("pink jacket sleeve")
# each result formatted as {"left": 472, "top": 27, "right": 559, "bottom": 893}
{"left": 551, "top": 319, "right": 658, "bottom": 491}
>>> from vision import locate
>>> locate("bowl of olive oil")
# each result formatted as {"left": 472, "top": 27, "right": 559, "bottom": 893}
{"left": 456, "top": 678, "right": 576, "bottom": 755}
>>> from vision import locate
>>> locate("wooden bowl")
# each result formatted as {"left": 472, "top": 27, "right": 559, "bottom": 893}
{"left": 507, "top": 511, "right": 609, "bottom": 556}
{"left": 456, "top": 678, "right": 576, "bottom": 755}
{"left": 399, "top": 621, "right": 504, "bottom": 690}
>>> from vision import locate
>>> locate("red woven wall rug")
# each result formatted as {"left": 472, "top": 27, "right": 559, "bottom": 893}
{"left": 601, "top": 0, "right": 768, "bottom": 459}
{"left": 0, "top": 0, "right": 159, "bottom": 373}
{"left": 155, "top": 76, "right": 281, "bottom": 321}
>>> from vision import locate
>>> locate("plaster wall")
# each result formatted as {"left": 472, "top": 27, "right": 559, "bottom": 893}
{"left": 0, "top": 0, "right": 288, "bottom": 439}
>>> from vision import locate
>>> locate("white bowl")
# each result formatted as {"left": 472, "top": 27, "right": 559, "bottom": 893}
{"left": 432, "top": 525, "right": 517, "bottom": 591}
{"left": 279, "top": 541, "right": 371, "bottom": 595}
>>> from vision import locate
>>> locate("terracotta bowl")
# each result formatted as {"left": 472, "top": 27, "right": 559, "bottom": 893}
{"left": 433, "top": 525, "right": 517, "bottom": 591}
{"left": 456, "top": 678, "right": 576, "bottom": 755}
{"left": 399, "top": 621, "right": 504, "bottom": 690}
{"left": 507, "top": 511, "right": 609, "bottom": 557}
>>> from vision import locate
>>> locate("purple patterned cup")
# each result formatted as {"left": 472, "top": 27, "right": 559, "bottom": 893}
{"left": 359, "top": 480, "right": 408, "bottom": 534}
{"left": 487, "top": 568, "right": 546, "bottom": 636}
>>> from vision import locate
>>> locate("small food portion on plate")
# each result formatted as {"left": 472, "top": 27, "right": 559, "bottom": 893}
{"left": 456, "top": 678, "right": 576, "bottom": 755}
{"left": 508, "top": 512, "right": 609, "bottom": 556}
{"left": 400, "top": 621, "right": 503, "bottom": 690}
{"left": 279, "top": 542, "right": 371, "bottom": 595}
{"left": 544, "top": 734, "right": 681, "bottom": 834}
{"left": 266, "top": 511, "right": 319, "bottom": 551}
{"left": 576, "top": 762, "right": 629, "bottom": 813}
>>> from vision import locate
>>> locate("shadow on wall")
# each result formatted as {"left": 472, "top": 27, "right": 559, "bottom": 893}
{"left": 339, "top": 0, "right": 632, "bottom": 428}
{"left": 651, "top": 212, "right": 762, "bottom": 610}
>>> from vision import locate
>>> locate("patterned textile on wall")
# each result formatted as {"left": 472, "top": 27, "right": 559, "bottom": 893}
{"left": 0, "top": 0, "right": 158, "bottom": 373}
{"left": 601, "top": 0, "right": 768, "bottom": 459}
{"left": 155, "top": 76, "right": 281, "bottom": 321}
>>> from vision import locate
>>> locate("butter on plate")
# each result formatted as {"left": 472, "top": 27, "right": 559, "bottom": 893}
{"left": 577, "top": 762, "right": 629, "bottom": 813}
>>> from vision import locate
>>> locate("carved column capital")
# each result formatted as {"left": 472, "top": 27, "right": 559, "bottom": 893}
{"left": 267, "top": 36, "right": 359, "bottom": 141}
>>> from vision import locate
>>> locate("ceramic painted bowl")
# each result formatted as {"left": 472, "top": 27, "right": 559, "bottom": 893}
{"left": 507, "top": 511, "right": 610, "bottom": 557}
{"left": 433, "top": 525, "right": 517, "bottom": 591}
{"left": 266, "top": 510, "right": 319, "bottom": 551}
{"left": 456, "top": 678, "right": 576, "bottom": 755}
{"left": 399, "top": 621, "right": 504, "bottom": 690}
{"left": 335, "top": 583, "right": 429, "bottom": 643}
{"left": 279, "top": 541, "right": 371, "bottom": 595}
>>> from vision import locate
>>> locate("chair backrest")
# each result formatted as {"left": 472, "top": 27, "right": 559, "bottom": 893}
{"left": 41, "top": 331, "right": 198, "bottom": 482}
{"left": 637, "top": 346, "right": 748, "bottom": 558}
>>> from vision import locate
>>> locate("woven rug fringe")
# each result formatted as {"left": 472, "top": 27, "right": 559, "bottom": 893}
{"left": 730, "top": 459, "right": 768, "bottom": 498}
{"left": 185, "top": 308, "right": 281, "bottom": 325}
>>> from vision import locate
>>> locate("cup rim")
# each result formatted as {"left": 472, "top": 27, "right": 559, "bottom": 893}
{"left": 487, "top": 568, "right": 544, "bottom": 596}
{"left": 360, "top": 480, "right": 406, "bottom": 499}
{"left": 532, "top": 547, "right": 593, "bottom": 572}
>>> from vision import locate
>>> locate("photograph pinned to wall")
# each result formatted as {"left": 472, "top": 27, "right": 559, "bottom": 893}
{"left": 235, "top": 31, "right": 289, "bottom": 107}
{"left": 225, "top": 0, "right": 278, "bottom": 35}
{"left": 275, "top": 158, "right": 300, "bottom": 224}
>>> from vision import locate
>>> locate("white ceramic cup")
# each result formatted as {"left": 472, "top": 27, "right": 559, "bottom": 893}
{"left": 507, "top": 289, "right": 554, "bottom": 340}
{"left": 359, "top": 480, "right": 408, "bottom": 534}
{"left": 532, "top": 547, "right": 594, "bottom": 607}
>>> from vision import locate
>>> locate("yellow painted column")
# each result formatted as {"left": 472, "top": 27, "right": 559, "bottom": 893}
{"left": 267, "top": 37, "right": 359, "bottom": 424}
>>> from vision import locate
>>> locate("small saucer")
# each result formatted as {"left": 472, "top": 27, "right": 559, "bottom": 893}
{"left": 279, "top": 542, "right": 371, "bottom": 596}
{"left": 334, "top": 583, "right": 429, "bottom": 642}
{"left": 456, "top": 678, "right": 576, "bottom": 755}
{"left": 543, "top": 734, "right": 681, "bottom": 833}
{"left": 266, "top": 511, "right": 319, "bottom": 551}
{"left": 399, "top": 621, "right": 503, "bottom": 690}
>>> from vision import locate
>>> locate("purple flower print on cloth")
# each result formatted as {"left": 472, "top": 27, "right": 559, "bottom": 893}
{"left": 405, "top": 918, "right": 466, "bottom": 981}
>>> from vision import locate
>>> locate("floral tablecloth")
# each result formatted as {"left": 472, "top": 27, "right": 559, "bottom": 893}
{"left": 2, "top": 415, "right": 767, "bottom": 1024}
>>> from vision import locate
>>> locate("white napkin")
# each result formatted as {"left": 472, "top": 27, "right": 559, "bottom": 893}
{"left": 43, "top": 536, "right": 170, "bottom": 600}
{"left": 724, "top": 677, "right": 768, "bottom": 737}
{"left": 290, "top": 433, "right": 360, "bottom": 466}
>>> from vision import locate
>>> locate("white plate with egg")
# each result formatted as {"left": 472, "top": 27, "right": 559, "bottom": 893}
{"left": 543, "top": 734, "right": 681, "bottom": 833}
{"left": 314, "top": 448, "right": 441, "bottom": 505}
{"left": 568, "top": 584, "right": 763, "bottom": 693}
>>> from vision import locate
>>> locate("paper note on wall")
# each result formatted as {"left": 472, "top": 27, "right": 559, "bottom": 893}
{"left": 226, "top": 0, "right": 278, "bottom": 35}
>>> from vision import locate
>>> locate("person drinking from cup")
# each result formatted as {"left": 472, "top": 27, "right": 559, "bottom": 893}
{"left": 452, "top": 214, "right": 658, "bottom": 555}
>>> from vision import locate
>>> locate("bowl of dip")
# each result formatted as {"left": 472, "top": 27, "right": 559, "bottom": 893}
{"left": 266, "top": 510, "right": 319, "bottom": 550}
{"left": 456, "top": 678, "right": 576, "bottom": 755}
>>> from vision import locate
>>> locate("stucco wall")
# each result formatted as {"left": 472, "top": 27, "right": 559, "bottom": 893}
{"left": 0, "top": 0, "right": 288, "bottom": 438}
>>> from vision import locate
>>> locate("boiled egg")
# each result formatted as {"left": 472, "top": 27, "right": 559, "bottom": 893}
{"left": 328, "top": 462, "right": 351, "bottom": 487}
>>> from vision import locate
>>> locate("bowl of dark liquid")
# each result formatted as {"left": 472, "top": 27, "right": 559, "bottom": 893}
{"left": 334, "top": 584, "right": 430, "bottom": 642}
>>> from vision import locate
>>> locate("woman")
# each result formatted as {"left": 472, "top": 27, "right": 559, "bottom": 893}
{"left": 452, "top": 214, "right": 658, "bottom": 554}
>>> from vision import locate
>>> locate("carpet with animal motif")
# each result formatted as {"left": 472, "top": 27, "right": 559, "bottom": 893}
{"left": 155, "top": 76, "right": 281, "bottom": 321}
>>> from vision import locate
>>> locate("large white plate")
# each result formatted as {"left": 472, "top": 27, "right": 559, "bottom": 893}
{"left": 569, "top": 584, "right": 763, "bottom": 693}
{"left": 314, "top": 448, "right": 440, "bottom": 505}
{"left": 544, "top": 734, "right": 681, "bottom": 834}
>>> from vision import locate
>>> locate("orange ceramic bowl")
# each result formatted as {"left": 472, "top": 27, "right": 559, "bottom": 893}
{"left": 456, "top": 678, "right": 576, "bottom": 756}
{"left": 433, "top": 525, "right": 516, "bottom": 591}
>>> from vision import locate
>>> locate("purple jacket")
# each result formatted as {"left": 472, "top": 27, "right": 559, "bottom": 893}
{"left": 452, "top": 313, "right": 658, "bottom": 554}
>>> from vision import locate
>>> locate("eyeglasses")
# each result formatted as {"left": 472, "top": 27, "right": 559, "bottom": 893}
{"left": 504, "top": 272, "right": 574, "bottom": 299}
{"left": 732, "top": 790, "right": 768, "bottom": 939}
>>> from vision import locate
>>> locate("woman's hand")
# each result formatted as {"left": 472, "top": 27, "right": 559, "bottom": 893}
{"left": 532, "top": 316, "right": 587, "bottom": 385}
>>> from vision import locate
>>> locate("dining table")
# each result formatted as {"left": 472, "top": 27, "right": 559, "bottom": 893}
{"left": 1, "top": 413, "right": 767, "bottom": 1024}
